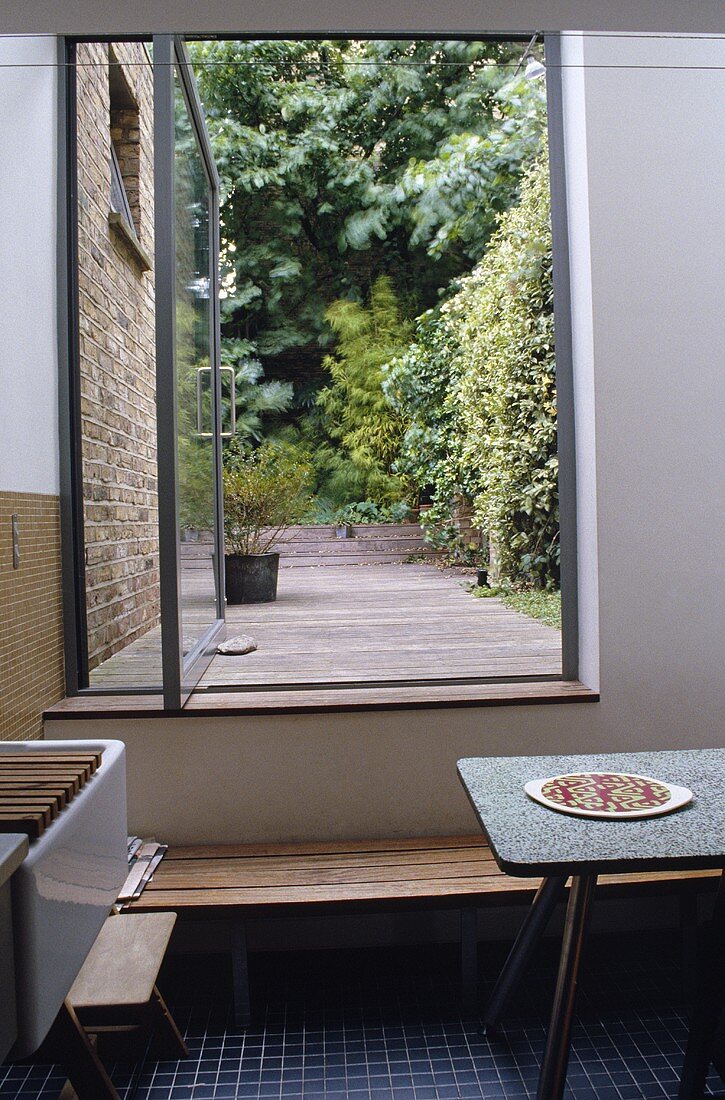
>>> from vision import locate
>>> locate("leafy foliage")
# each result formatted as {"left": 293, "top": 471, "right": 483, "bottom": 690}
{"left": 220, "top": 340, "right": 294, "bottom": 443}
{"left": 190, "top": 40, "right": 546, "bottom": 449}
{"left": 315, "top": 276, "right": 413, "bottom": 504}
{"left": 191, "top": 38, "right": 556, "bottom": 563}
{"left": 223, "top": 440, "right": 313, "bottom": 555}
{"left": 473, "top": 585, "right": 561, "bottom": 629}
{"left": 305, "top": 498, "right": 412, "bottom": 525}
{"left": 386, "top": 149, "right": 558, "bottom": 586}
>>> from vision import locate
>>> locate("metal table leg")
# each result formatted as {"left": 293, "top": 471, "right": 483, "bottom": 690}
{"left": 677, "top": 870, "right": 725, "bottom": 1099}
{"left": 536, "top": 873, "right": 597, "bottom": 1100}
{"left": 485, "top": 875, "right": 567, "bottom": 1032}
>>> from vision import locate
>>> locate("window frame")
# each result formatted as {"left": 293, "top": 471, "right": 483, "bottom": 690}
{"left": 57, "top": 31, "right": 581, "bottom": 708}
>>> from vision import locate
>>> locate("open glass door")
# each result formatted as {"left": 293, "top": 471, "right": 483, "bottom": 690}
{"left": 155, "top": 35, "right": 225, "bottom": 707}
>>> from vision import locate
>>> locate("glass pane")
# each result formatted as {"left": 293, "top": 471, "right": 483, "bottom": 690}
{"left": 76, "top": 42, "right": 162, "bottom": 689}
{"left": 174, "top": 65, "right": 218, "bottom": 657}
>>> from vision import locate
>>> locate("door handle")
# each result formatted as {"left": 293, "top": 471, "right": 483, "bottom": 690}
{"left": 196, "top": 365, "right": 235, "bottom": 438}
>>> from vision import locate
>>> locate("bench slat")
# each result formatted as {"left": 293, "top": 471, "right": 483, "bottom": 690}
{"left": 144, "top": 859, "right": 503, "bottom": 890}
{"left": 126, "top": 836, "right": 719, "bottom": 914}
{"left": 164, "top": 835, "right": 488, "bottom": 860}
{"left": 158, "top": 848, "right": 497, "bottom": 875}
{"left": 129, "top": 876, "right": 540, "bottom": 909}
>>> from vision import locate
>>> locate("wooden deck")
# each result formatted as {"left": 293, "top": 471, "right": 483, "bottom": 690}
{"left": 202, "top": 563, "right": 560, "bottom": 688}
{"left": 89, "top": 562, "right": 561, "bottom": 690}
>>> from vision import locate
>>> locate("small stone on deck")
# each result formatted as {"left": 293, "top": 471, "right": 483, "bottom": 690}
{"left": 217, "top": 635, "right": 257, "bottom": 656}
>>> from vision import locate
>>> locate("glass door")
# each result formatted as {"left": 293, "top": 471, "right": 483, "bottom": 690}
{"left": 155, "top": 36, "right": 225, "bottom": 707}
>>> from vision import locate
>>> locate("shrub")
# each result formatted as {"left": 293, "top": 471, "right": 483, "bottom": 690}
{"left": 315, "top": 276, "right": 413, "bottom": 505}
{"left": 385, "top": 147, "right": 558, "bottom": 586}
{"left": 223, "top": 441, "right": 313, "bottom": 555}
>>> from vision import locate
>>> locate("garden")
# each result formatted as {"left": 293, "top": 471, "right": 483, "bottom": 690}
{"left": 184, "top": 39, "right": 559, "bottom": 623}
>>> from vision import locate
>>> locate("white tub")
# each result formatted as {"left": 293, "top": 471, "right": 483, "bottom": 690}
{"left": 2, "top": 740, "right": 128, "bottom": 1057}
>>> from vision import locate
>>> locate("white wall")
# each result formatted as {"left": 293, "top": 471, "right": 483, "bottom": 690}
{"left": 582, "top": 31, "right": 725, "bottom": 736}
{"left": 33, "top": 29, "right": 725, "bottom": 843}
{"left": 0, "top": 37, "right": 59, "bottom": 495}
{"left": 1, "top": 1, "right": 725, "bottom": 34}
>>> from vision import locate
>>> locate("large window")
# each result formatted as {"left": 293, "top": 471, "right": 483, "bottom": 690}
{"left": 58, "top": 34, "right": 579, "bottom": 709}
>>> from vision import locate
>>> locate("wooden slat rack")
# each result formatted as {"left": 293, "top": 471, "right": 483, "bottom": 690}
{"left": 0, "top": 751, "right": 103, "bottom": 839}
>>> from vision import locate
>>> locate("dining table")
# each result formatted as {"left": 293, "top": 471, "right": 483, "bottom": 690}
{"left": 457, "top": 748, "right": 725, "bottom": 1100}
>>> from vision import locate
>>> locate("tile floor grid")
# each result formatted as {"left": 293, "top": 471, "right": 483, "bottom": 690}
{"left": 1, "top": 931, "right": 722, "bottom": 1100}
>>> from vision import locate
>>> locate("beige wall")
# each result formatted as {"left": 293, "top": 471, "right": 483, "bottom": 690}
{"left": 76, "top": 42, "right": 160, "bottom": 670}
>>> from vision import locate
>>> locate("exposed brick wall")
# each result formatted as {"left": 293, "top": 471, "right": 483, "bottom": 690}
{"left": 110, "top": 107, "right": 141, "bottom": 232}
{"left": 0, "top": 493, "right": 65, "bottom": 740}
{"left": 76, "top": 43, "right": 160, "bottom": 672}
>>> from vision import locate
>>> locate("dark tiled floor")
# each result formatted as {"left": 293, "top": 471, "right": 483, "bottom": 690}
{"left": 1, "top": 931, "right": 722, "bottom": 1100}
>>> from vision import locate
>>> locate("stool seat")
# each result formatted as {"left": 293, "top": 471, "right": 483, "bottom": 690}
{"left": 68, "top": 912, "right": 176, "bottom": 1009}
{"left": 50, "top": 911, "right": 187, "bottom": 1099}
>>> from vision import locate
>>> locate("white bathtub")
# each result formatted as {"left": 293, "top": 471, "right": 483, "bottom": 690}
{"left": 2, "top": 739, "right": 128, "bottom": 1057}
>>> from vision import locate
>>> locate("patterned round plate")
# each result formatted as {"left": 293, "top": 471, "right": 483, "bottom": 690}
{"left": 524, "top": 772, "right": 693, "bottom": 819}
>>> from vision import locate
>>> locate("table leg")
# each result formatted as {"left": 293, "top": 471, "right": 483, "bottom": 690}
{"left": 485, "top": 876, "right": 567, "bottom": 1033}
{"left": 677, "top": 870, "right": 725, "bottom": 1099}
{"left": 536, "top": 873, "right": 597, "bottom": 1100}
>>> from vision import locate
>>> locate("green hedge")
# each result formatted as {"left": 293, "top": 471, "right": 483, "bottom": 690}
{"left": 386, "top": 147, "right": 558, "bottom": 586}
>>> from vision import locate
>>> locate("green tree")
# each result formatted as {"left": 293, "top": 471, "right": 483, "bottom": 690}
{"left": 190, "top": 39, "right": 545, "bottom": 397}
{"left": 315, "top": 276, "right": 412, "bottom": 504}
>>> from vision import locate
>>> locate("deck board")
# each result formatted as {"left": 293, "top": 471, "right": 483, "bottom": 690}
{"left": 206, "top": 564, "right": 560, "bottom": 687}
{"left": 88, "top": 562, "right": 561, "bottom": 690}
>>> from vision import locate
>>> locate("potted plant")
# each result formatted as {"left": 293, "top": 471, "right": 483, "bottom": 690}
{"left": 223, "top": 442, "right": 312, "bottom": 603}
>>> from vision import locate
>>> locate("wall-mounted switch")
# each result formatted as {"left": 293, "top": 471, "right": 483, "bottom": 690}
{"left": 11, "top": 515, "right": 20, "bottom": 569}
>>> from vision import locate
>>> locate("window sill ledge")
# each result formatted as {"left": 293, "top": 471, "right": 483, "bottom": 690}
{"left": 44, "top": 680, "right": 598, "bottom": 720}
{"left": 108, "top": 211, "right": 152, "bottom": 271}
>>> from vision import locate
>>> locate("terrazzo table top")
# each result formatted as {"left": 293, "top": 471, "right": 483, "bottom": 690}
{"left": 457, "top": 748, "right": 725, "bottom": 877}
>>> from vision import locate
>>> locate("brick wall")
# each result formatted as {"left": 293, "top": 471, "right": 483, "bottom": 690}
{"left": 110, "top": 107, "right": 141, "bottom": 231}
{"left": 0, "top": 493, "right": 65, "bottom": 740}
{"left": 76, "top": 43, "right": 160, "bottom": 671}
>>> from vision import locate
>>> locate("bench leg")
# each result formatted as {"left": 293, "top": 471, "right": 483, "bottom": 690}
{"left": 231, "top": 917, "right": 251, "bottom": 1030}
{"left": 485, "top": 875, "right": 567, "bottom": 1034}
{"left": 460, "top": 908, "right": 478, "bottom": 1013}
{"left": 679, "top": 891, "right": 699, "bottom": 1004}
{"left": 536, "top": 873, "right": 597, "bottom": 1100}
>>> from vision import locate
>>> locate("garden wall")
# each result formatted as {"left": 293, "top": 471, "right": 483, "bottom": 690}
{"left": 75, "top": 42, "right": 160, "bottom": 670}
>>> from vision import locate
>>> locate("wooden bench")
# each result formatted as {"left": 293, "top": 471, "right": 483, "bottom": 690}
{"left": 125, "top": 834, "right": 719, "bottom": 1027}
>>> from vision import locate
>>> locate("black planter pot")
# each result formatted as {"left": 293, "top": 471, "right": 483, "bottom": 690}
{"left": 225, "top": 552, "right": 280, "bottom": 604}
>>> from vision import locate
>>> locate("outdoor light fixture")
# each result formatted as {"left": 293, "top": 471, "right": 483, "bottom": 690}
{"left": 525, "top": 56, "right": 546, "bottom": 81}
{"left": 514, "top": 33, "right": 545, "bottom": 81}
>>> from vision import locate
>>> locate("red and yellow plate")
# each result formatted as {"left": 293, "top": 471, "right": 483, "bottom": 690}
{"left": 524, "top": 772, "right": 693, "bottom": 819}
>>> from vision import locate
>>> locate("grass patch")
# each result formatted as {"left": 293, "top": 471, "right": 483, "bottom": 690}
{"left": 472, "top": 586, "right": 561, "bottom": 629}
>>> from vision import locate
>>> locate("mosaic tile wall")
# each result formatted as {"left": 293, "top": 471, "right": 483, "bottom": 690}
{"left": 0, "top": 492, "right": 65, "bottom": 740}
